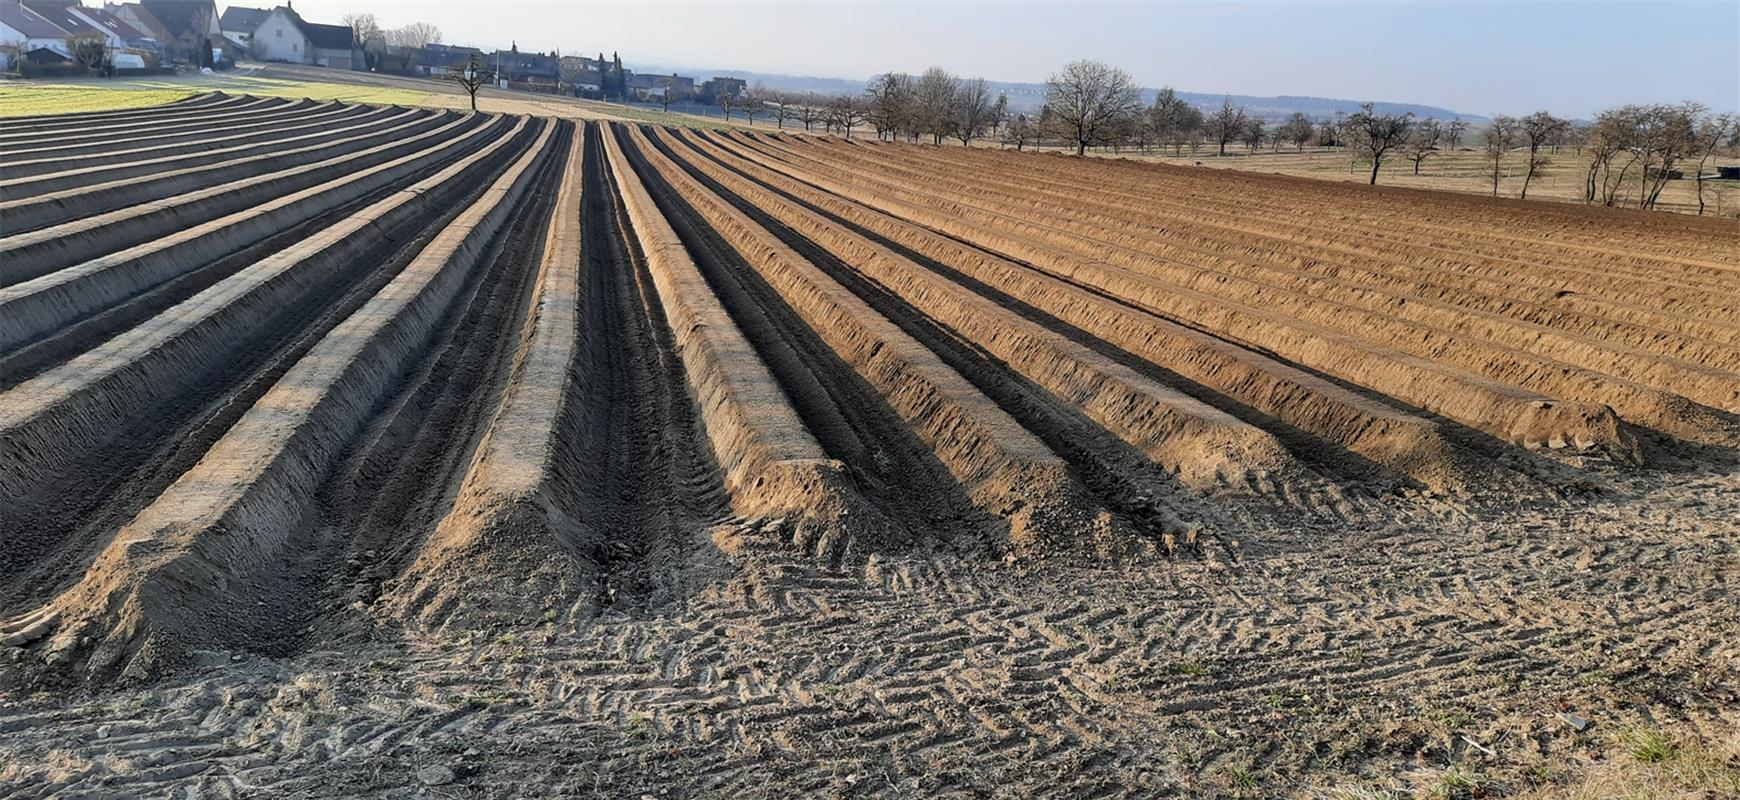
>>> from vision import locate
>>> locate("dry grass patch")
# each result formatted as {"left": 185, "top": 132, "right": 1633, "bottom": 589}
{"left": 1517, "top": 726, "right": 1740, "bottom": 799}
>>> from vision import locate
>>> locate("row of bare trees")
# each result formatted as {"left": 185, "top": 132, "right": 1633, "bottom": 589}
{"left": 743, "top": 69, "right": 1010, "bottom": 144}
{"left": 341, "top": 13, "right": 442, "bottom": 73}
{"left": 755, "top": 89, "right": 873, "bottom": 136}
{"left": 1345, "top": 102, "right": 1733, "bottom": 212}
{"left": 719, "top": 57, "right": 1735, "bottom": 214}
{"left": 864, "top": 69, "right": 1009, "bottom": 144}
{"left": 1566, "top": 103, "right": 1735, "bottom": 213}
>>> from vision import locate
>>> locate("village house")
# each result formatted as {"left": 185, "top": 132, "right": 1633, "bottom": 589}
{"left": 1, "top": 0, "right": 74, "bottom": 65}
{"left": 216, "top": 4, "right": 265, "bottom": 50}
{"left": 491, "top": 47, "right": 558, "bottom": 92}
{"left": 138, "top": 0, "right": 220, "bottom": 64}
{"left": 21, "top": 0, "right": 156, "bottom": 66}
{"left": 631, "top": 72, "right": 694, "bottom": 99}
{"left": 1, "top": 0, "right": 163, "bottom": 69}
{"left": 105, "top": 2, "right": 172, "bottom": 53}
{"left": 252, "top": 3, "right": 352, "bottom": 68}
{"left": 402, "top": 41, "right": 478, "bottom": 76}
{"left": 700, "top": 76, "right": 746, "bottom": 101}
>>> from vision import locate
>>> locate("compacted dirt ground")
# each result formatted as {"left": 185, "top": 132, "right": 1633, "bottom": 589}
{"left": 1, "top": 96, "right": 1735, "bottom": 798}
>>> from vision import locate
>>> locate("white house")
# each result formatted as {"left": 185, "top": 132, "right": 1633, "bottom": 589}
{"left": 65, "top": 4, "right": 150, "bottom": 48}
{"left": 216, "top": 4, "right": 265, "bottom": 50}
{"left": 0, "top": 0, "right": 74, "bottom": 63}
{"left": 252, "top": 4, "right": 350, "bottom": 68}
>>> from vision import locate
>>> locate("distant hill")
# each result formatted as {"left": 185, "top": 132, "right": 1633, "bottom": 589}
{"left": 628, "top": 63, "right": 1487, "bottom": 123}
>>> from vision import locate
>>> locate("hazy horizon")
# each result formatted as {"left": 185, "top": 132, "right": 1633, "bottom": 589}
{"left": 275, "top": 1, "right": 1737, "bottom": 118}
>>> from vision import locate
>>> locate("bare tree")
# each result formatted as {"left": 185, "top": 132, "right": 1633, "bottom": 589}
{"left": 769, "top": 91, "right": 794, "bottom": 129}
{"left": 716, "top": 89, "right": 737, "bottom": 122}
{"left": 1563, "top": 123, "right": 1589, "bottom": 156}
{"left": 864, "top": 72, "right": 913, "bottom": 141}
{"left": 1403, "top": 118, "right": 1441, "bottom": 174}
{"left": 1242, "top": 117, "right": 1265, "bottom": 153}
{"left": 1148, "top": 87, "right": 1185, "bottom": 153}
{"left": 1316, "top": 116, "right": 1340, "bottom": 148}
{"left": 1179, "top": 105, "right": 1206, "bottom": 153}
{"left": 1446, "top": 117, "right": 1467, "bottom": 150}
{"left": 1041, "top": 60, "right": 1141, "bottom": 157}
{"left": 1584, "top": 107, "right": 1637, "bottom": 205}
{"left": 1205, "top": 99, "right": 1248, "bottom": 157}
{"left": 342, "top": 13, "right": 384, "bottom": 70}
{"left": 1692, "top": 111, "right": 1736, "bottom": 215}
{"left": 447, "top": 52, "right": 493, "bottom": 113}
{"left": 657, "top": 75, "right": 680, "bottom": 112}
{"left": 798, "top": 93, "right": 827, "bottom": 132}
{"left": 1278, "top": 112, "right": 1313, "bottom": 151}
{"left": 951, "top": 76, "right": 993, "bottom": 145}
{"left": 391, "top": 22, "right": 441, "bottom": 49}
{"left": 66, "top": 33, "right": 108, "bottom": 72}
{"left": 1517, "top": 110, "right": 1569, "bottom": 199}
{"left": 1483, "top": 115, "right": 1517, "bottom": 197}
{"left": 385, "top": 22, "right": 442, "bottom": 72}
{"left": 1635, "top": 102, "right": 1699, "bottom": 210}
{"left": 988, "top": 93, "right": 1008, "bottom": 141}
{"left": 828, "top": 93, "right": 868, "bottom": 138}
{"left": 1345, "top": 103, "right": 1414, "bottom": 184}
{"left": 914, "top": 66, "right": 957, "bottom": 144}
{"left": 741, "top": 85, "right": 766, "bottom": 126}
{"left": 1001, "top": 113, "right": 1035, "bottom": 150}
{"left": 1105, "top": 110, "right": 1141, "bottom": 153}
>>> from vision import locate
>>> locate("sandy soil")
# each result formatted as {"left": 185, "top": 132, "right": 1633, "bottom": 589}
{"left": 2, "top": 469, "right": 1735, "bottom": 798}
{"left": 1, "top": 96, "right": 1736, "bottom": 799}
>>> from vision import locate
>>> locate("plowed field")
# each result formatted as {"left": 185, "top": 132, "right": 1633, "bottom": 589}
{"left": 2, "top": 94, "right": 1736, "bottom": 798}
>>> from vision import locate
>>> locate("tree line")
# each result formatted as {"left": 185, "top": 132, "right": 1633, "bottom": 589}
{"left": 736, "top": 58, "right": 1731, "bottom": 215}
{"left": 341, "top": 13, "right": 442, "bottom": 73}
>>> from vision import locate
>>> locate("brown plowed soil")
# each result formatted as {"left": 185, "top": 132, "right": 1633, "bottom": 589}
{"left": 2, "top": 98, "right": 1736, "bottom": 799}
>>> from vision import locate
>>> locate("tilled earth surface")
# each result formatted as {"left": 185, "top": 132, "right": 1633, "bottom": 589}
{"left": 2, "top": 468, "right": 1735, "bottom": 798}
{"left": 2, "top": 97, "right": 1737, "bottom": 798}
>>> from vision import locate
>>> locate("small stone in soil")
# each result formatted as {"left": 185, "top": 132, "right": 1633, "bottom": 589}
{"left": 417, "top": 765, "right": 456, "bottom": 786}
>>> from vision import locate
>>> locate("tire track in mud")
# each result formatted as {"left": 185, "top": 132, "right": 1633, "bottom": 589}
{"left": 7, "top": 477, "right": 1724, "bottom": 799}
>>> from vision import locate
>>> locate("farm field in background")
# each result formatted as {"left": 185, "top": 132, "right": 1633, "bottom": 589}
{"left": 0, "top": 94, "right": 1736, "bottom": 799}
{"left": 0, "top": 68, "right": 430, "bottom": 117}
{"left": 11, "top": 65, "right": 1731, "bottom": 217}
{"left": 1123, "top": 145, "right": 1740, "bottom": 217}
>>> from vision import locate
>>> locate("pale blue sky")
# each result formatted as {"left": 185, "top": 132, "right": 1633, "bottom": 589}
{"left": 282, "top": 1, "right": 1738, "bottom": 117}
